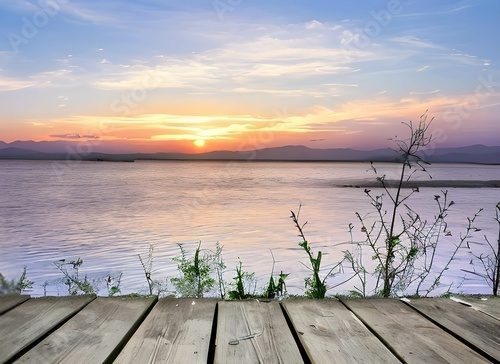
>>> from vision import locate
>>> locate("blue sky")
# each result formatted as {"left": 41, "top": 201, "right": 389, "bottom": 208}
{"left": 0, "top": 0, "right": 499, "bottom": 151}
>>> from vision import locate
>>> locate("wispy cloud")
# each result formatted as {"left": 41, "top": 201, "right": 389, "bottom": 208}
{"left": 0, "top": 0, "right": 41, "bottom": 13}
{"left": 390, "top": 36, "right": 439, "bottom": 49}
{"left": 0, "top": 75, "right": 33, "bottom": 91}
{"left": 395, "top": 4, "right": 474, "bottom": 18}
{"left": 35, "top": 92, "right": 479, "bottom": 138}
{"left": 232, "top": 87, "right": 336, "bottom": 98}
{"left": 92, "top": 26, "right": 381, "bottom": 92}
{"left": 49, "top": 133, "right": 99, "bottom": 139}
{"left": 446, "top": 50, "right": 489, "bottom": 66}
{"left": 13, "top": 86, "right": 498, "bottom": 149}
{"left": 409, "top": 89, "right": 440, "bottom": 95}
{"left": 55, "top": 1, "right": 113, "bottom": 23}
{"left": 0, "top": 67, "right": 77, "bottom": 91}
{"left": 0, "top": 0, "right": 114, "bottom": 23}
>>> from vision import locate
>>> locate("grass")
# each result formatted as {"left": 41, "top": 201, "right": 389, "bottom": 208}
{"left": 290, "top": 205, "right": 345, "bottom": 298}
{"left": 0, "top": 267, "right": 32, "bottom": 294}
{"left": 171, "top": 242, "right": 216, "bottom": 298}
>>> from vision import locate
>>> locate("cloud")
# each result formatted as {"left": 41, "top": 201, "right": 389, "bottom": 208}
{"left": 0, "top": 68, "right": 76, "bottom": 91}
{"left": 92, "top": 23, "right": 381, "bottom": 92}
{"left": 49, "top": 133, "right": 99, "bottom": 139}
{"left": 232, "top": 87, "right": 338, "bottom": 98}
{"left": 30, "top": 68, "right": 74, "bottom": 86}
{"left": 417, "top": 65, "right": 430, "bottom": 72}
{"left": 0, "top": 0, "right": 40, "bottom": 12}
{"left": 94, "top": 60, "right": 218, "bottom": 90}
{"left": 305, "top": 20, "right": 323, "bottom": 30}
{"left": 390, "top": 36, "right": 439, "bottom": 49}
{"left": 446, "top": 50, "right": 488, "bottom": 66}
{"left": 409, "top": 89, "right": 440, "bottom": 95}
{"left": 395, "top": 4, "right": 474, "bottom": 18}
{"left": 55, "top": 1, "right": 113, "bottom": 23}
{"left": 0, "top": 0, "right": 114, "bottom": 23}
{"left": 0, "top": 75, "right": 34, "bottom": 91}
{"left": 322, "top": 83, "right": 358, "bottom": 87}
{"left": 21, "top": 86, "right": 500, "bottom": 149}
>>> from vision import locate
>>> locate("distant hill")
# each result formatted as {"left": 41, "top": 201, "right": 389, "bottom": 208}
{"left": 0, "top": 141, "right": 498, "bottom": 164}
{"left": 0, "top": 147, "right": 39, "bottom": 157}
{"left": 142, "top": 146, "right": 400, "bottom": 161}
{"left": 4, "top": 140, "right": 129, "bottom": 154}
{"left": 420, "top": 144, "right": 500, "bottom": 164}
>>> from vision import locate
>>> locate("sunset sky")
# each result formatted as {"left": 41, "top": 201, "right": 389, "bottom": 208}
{"left": 0, "top": 0, "right": 499, "bottom": 152}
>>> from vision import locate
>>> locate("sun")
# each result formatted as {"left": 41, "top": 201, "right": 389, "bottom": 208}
{"left": 193, "top": 139, "right": 206, "bottom": 148}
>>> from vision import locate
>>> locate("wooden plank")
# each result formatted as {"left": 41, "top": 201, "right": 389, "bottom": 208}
{"left": 454, "top": 296, "right": 500, "bottom": 320}
{"left": 283, "top": 300, "right": 398, "bottom": 363}
{"left": 0, "top": 294, "right": 29, "bottom": 315}
{"left": 0, "top": 296, "right": 94, "bottom": 363}
{"left": 17, "top": 296, "right": 156, "bottom": 364}
{"left": 407, "top": 298, "right": 500, "bottom": 361}
{"left": 343, "top": 298, "right": 489, "bottom": 364}
{"left": 215, "top": 300, "right": 303, "bottom": 364}
{"left": 114, "top": 298, "right": 216, "bottom": 364}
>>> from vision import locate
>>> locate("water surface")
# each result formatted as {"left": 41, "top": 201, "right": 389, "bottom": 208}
{"left": 0, "top": 160, "right": 498, "bottom": 296}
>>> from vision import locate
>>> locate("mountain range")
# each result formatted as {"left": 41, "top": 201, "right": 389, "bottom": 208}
{"left": 0, "top": 140, "right": 499, "bottom": 164}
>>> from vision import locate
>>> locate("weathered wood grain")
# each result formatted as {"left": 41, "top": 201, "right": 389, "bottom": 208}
{"left": 0, "top": 295, "right": 94, "bottom": 363}
{"left": 5, "top": 297, "right": 500, "bottom": 363}
{"left": 17, "top": 297, "right": 156, "bottom": 364}
{"left": 114, "top": 298, "right": 216, "bottom": 364}
{"left": 455, "top": 296, "right": 500, "bottom": 321}
{"left": 283, "top": 300, "right": 398, "bottom": 364}
{"left": 406, "top": 298, "right": 500, "bottom": 361}
{"left": 215, "top": 300, "right": 303, "bottom": 364}
{"left": 0, "top": 294, "right": 29, "bottom": 315}
{"left": 343, "top": 298, "right": 489, "bottom": 364}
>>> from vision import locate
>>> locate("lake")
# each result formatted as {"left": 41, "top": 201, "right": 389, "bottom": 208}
{"left": 0, "top": 160, "right": 499, "bottom": 296}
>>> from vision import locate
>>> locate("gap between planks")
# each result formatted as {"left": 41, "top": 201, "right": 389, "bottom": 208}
{"left": 402, "top": 298, "right": 500, "bottom": 363}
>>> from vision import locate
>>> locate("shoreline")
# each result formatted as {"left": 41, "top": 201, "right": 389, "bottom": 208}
{"left": 0, "top": 158, "right": 499, "bottom": 167}
{"left": 340, "top": 179, "right": 500, "bottom": 188}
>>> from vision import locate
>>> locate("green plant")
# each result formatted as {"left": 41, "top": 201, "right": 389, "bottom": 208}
{"left": 343, "top": 223, "right": 368, "bottom": 297}
{"left": 171, "top": 242, "right": 215, "bottom": 298}
{"left": 212, "top": 242, "right": 227, "bottom": 299}
{"left": 347, "top": 114, "right": 434, "bottom": 297}
{"left": 228, "top": 260, "right": 256, "bottom": 299}
{"left": 345, "top": 113, "right": 484, "bottom": 297}
{"left": 42, "top": 280, "right": 49, "bottom": 296}
{"left": 0, "top": 267, "right": 33, "bottom": 294}
{"left": 291, "top": 205, "right": 343, "bottom": 298}
{"left": 378, "top": 114, "right": 432, "bottom": 297}
{"left": 463, "top": 202, "right": 500, "bottom": 296}
{"left": 105, "top": 272, "right": 122, "bottom": 296}
{"left": 264, "top": 250, "right": 288, "bottom": 298}
{"left": 138, "top": 244, "right": 155, "bottom": 295}
{"left": 54, "top": 258, "right": 96, "bottom": 295}
{"left": 138, "top": 244, "right": 167, "bottom": 296}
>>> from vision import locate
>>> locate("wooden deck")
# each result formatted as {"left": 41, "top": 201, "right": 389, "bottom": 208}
{"left": 0, "top": 295, "right": 498, "bottom": 363}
